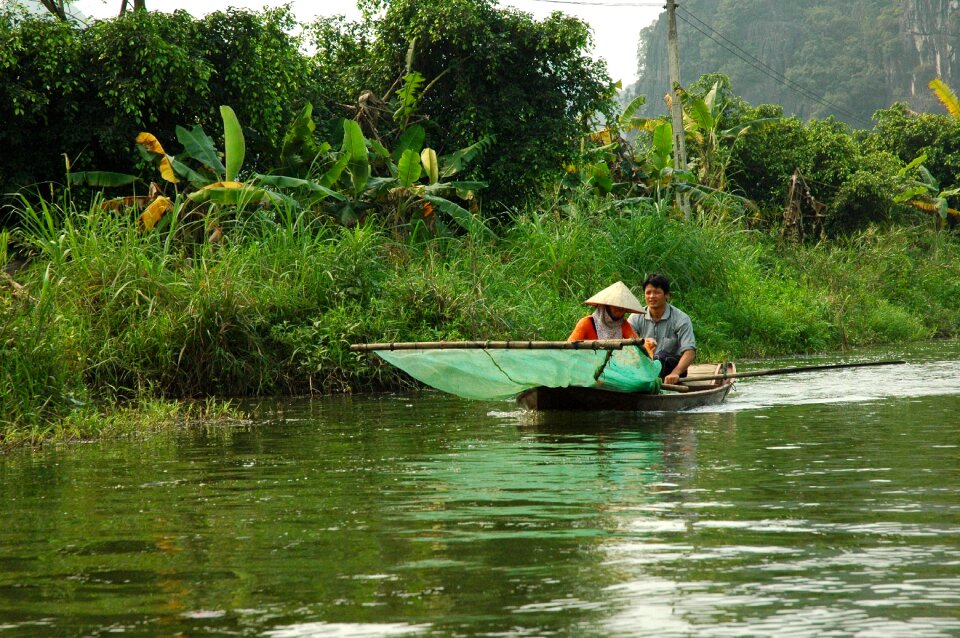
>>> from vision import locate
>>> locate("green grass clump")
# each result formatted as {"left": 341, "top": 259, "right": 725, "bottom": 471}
{"left": 1, "top": 266, "right": 87, "bottom": 434}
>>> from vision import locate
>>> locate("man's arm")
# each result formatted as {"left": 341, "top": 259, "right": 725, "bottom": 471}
{"left": 665, "top": 349, "right": 695, "bottom": 385}
{"left": 665, "top": 310, "right": 696, "bottom": 384}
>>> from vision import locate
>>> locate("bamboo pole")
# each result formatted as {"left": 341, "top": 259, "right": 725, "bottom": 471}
{"left": 349, "top": 339, "right": 649, "bottom": 352}
{"left": 681, "top": 360, "right": 906, "bottom": 383}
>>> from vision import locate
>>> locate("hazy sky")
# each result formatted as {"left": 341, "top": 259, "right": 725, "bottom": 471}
{"left": 70, "top": 0, "right": 662, "bottom": 85}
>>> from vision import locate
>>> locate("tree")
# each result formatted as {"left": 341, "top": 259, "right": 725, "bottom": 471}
{"left": 0, "top": 8, "right": 315, "bottom": 204}
{"left": 727, "top": 104, "right": 813, "bottom": 206}
{"left": 38, "top": 0, "right": 69, "bottom": 21}
{"left": 337, "top": 0, "right": 616, "bottom": 210}
{"left": 117, "top": 0, "right": 146, "bottom": 15}
{"left": 22, "top": 0, "right": 146, "bottom": 21}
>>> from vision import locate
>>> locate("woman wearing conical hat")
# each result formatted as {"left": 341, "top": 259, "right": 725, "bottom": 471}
{"left": 567, "top": 281, "right": 644, "bottom": 342}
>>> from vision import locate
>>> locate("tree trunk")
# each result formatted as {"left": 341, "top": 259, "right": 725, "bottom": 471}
{"left": 39, "top": 0, "right": 68, "bottom": 21}
{"left": 118, "top": 0, "right": 147, "bottom": 15}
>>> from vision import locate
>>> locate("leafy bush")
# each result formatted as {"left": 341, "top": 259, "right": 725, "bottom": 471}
{"left": 0, "top": 8, "right": 312, "bottom": 205}
{"left": 357, "top": 0, "right": 617, "bottom": 211}
{"left": 727, "top": 105, "right": 813, "bottom": 207}
{"left": 865, "top": 102, "right": 960, "bottom": 187}
{"left": 825, "top": 169, "right": 891, "bottom": 235}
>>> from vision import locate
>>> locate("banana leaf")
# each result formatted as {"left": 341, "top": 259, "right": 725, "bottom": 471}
{"left": 255, "top": 174, "right": 344, "bottom": 200}
{"left": 221, "top": 106, "right": 245, "bottom": 183}
{"left": 342, "top": 120, "right": 369, "bottom": 193}
{"left": 68, "top": 171, "right": 138, "bottom": 187}
{"left": 421, "top": 148, "right": 439, "bottom": 185}
{"left": 397, "top": 149, "right": 422, "bottom": 187}
{"left": 176, "top": 124, "right": 225, "bottom": 179}
{"left": 187, "top": 184, "right": 297, "bottom": 208}
{"left": 423, "top": 194, "right": 494, "bottom": 239}
{"left": 392, "top": 125, "right": 425, "bottom": 164}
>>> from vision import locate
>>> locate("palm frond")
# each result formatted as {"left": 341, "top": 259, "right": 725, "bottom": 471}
{"left": 929, "top": 77, "right": 960, "bottom": 118}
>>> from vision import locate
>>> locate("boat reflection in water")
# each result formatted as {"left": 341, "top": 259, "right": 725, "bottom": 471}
{"left": 516, "top": 363, "right": 736, "bottom": 412}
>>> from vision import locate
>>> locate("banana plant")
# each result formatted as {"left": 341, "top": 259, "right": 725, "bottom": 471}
{"left": 315, "top": 117, "right": 493, "bottom": 236}
{"left": 645, "top": 120, "right": 678, "bottom": 200}
{"left": 930, "top": 77, "right": 960, "bottom": 118}
{"left": 71, "top": 106, "right": 343, "bottom": 231}
{"left": 894, "top": 153, "right": 960, "bottom": 224}
{"left": 640, "top": 120, "right": 752, "bottom": 212}
{"left": 679, "top": 81, "right": 777, "bottom": 191}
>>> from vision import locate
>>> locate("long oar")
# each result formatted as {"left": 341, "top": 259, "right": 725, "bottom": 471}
{"left": 680, "top": 359, "right": 906, "bottom": 384}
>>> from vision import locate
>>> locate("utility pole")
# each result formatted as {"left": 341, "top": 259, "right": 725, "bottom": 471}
{"left": 666, "top": 0, "right": 691, "bottom": 218}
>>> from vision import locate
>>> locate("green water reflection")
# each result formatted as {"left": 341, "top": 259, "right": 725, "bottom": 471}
{"left": 2, "top": 343, "right": 960, "bottom": 637}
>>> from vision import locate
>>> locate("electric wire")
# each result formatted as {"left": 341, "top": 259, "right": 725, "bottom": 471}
{"left": 677, "top": 7, "right": 867, "bottom": 123}
{"left": 525, "top": 0, "right": 875, "bottom": 126}
{"left": 523, "top": 0, "right": 664, "bottom": 6}
{"left": 675, "top": 8, "right": 872, "bottom": 127}
{"left": 676, "top": 12, "right": 868, "bottom": 125}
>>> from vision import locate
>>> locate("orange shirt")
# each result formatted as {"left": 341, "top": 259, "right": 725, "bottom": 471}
{"left": 567, "top": 316, "right": 638, "bottom": 341}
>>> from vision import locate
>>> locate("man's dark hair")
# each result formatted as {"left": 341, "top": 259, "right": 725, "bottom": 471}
{"left": 642, "top": 273, "right": 671, "bottom": 294}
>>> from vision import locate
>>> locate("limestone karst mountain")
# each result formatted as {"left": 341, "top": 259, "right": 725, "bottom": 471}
{"left": 628, "top": 0, "right": 960, "bottom": 125}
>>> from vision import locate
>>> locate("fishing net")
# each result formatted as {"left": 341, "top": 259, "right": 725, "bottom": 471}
{"left": 375, "top": 346, "right": 662, "bottom": 400}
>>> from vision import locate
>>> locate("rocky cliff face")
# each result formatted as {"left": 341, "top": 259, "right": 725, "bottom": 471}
{"left": 899, "top": 0, "right": 960, "bottom": 110}
{"left": 628, "top": 0, "right": 960, "bottom": 125}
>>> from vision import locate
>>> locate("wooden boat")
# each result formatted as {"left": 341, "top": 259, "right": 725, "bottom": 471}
{"left": 516, "top": 362, "right": 736, "bottom": 412}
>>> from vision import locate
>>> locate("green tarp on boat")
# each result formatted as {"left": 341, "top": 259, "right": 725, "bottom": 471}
{"left": 375, "top": 346, "right": 662, "bottom": 400}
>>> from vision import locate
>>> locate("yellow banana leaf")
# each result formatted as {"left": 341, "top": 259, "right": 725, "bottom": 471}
{"left": 136, "top": 132, "right": 165, "bottom": 154}
{"left": 929, "top": 78, "right": 960, "bottom": 119}
{"left": 159, "top": 157, "right": 179, "bottom": 183}
{"left": 139, "top": 196, "right": 173, "bottom": 231}
{"left": 590, "top": 128, "right": 613, "bottom": 145}
{"left": 136, "top": 132, "right": 180, "bottom": 183}
{"left": 910, "top": 199, "right": 960, "bottom": 217}
{"left": 201, "top": 181, "right": 245, "bottom": 189}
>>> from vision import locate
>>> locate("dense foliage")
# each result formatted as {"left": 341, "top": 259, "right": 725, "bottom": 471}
{"left": 0, "top": 2, "right": 614, "bottom": 213}
{"left": 0, "top": 8, "right": 312, "bottom": 206}
{"left": 4, "top": 197, "right": 959, "bottom": 445}
{"left": 363, "top": 0, "right": 615, "bottom": 209}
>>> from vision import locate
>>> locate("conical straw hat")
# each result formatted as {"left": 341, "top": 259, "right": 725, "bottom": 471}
{"left": 584, "top": 281, "right": 643, "bottom": 313}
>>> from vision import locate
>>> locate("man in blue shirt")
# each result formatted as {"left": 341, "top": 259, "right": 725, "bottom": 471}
{"left": 628, "top": 274, "right": 696, "bottom": 385}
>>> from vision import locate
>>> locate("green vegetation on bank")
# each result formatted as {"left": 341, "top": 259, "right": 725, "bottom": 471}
{"left": 4, "top": 197, "right": 959, "bottom": 444}
{"left": 3, "top": 0, "right": 960, "bottom": 447}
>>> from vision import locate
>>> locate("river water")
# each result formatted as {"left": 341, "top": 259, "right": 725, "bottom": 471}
{"left": 2, "top": 342, "right": 959, "bottom": 637}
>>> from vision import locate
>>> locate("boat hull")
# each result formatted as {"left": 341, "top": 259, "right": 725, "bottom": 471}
{"left": 516, "top": 363, "right": 735, "bottom": 412}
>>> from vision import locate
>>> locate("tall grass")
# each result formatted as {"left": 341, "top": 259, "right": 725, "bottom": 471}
{"left": 1, "top": 262, "right": 86, "bottom": 438}
{"left": 3, "top": 192, "right": 959, "bottom": 444}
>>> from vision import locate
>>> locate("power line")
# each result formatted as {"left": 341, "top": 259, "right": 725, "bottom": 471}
{"left": 675, "top": 8, "right": 872, "bottom": 127}
{"left": 525, "top": 0, "right": 874, "bottom": 126}
{"left": 676, "top": 10, "right": 868, "bottom": 125}
{"left": 523, "top": 0, "right": 664, "bottom": 7}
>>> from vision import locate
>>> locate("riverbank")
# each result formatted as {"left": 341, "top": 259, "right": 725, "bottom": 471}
{"left": 3, "top": 198, "right": 959, "bottom": 445}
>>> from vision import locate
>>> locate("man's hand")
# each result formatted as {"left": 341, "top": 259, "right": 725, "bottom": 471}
{"left": 665, "top": 350, "right": 696, "bottom": 387}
